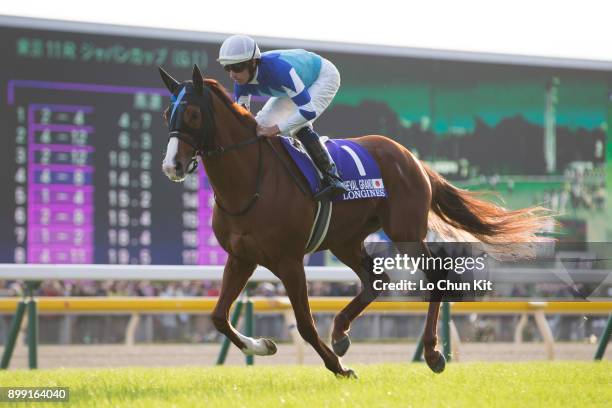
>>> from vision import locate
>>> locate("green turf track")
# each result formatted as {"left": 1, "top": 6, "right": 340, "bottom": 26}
{"left": 0, "top": 362, "right": 610, "bottom": 407}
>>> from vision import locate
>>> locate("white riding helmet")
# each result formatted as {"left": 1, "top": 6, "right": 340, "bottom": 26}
{"left": 217, "top": 35, "right": 261, "bottom": 66}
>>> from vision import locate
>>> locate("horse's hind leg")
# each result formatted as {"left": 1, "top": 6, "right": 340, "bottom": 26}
{"left": 273, "top": 257, "right": 356, "bottom": 378}
{"left": 380, "top": 191, "right": 446, "bottom": 373}
{"left": 329, "top": 242, "right": 389, "bottom": 357}
{"left": 211, "top": 255, "right": 277, "bottom": 356}
{"left": 384, "top": 238, "right": 445, "bottom": 372}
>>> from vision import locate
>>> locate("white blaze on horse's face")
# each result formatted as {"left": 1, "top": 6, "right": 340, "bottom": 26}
{"left": 162, "top": 137, "right": 184, "bottom": 182}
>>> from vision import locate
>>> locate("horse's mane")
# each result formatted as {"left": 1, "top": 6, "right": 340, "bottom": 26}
{"left": 204, "top": 78, "right": 257, "bottom": 130}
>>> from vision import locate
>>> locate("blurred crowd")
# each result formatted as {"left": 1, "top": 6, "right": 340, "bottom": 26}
{"left": 2, "top": 278, "right": 601, "bottom": 299}
{"left": 482, "top": 165, "right": 606, "bottom": 214}
{"left": 0, "top": 280, "right": 359, "bottom": 298}
{"left": 536, "top": 166, "right": 606, "bottom": 214}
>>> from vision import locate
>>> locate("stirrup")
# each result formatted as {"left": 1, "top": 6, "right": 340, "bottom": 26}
{"left": 314, "top": 177, "right": 347, "bottom": 201}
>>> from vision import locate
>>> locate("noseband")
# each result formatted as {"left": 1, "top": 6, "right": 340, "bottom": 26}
{"left": 167, "top": 85, "right": 216, "bottom": 174}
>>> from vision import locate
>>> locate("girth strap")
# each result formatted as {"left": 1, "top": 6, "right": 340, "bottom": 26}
{"left": 305, "top": 200, "right": 333, "bottom": 253}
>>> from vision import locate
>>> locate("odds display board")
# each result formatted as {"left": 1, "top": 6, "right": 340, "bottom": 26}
{"left": 0, "top": 19, "right": 229, "bottom": 265}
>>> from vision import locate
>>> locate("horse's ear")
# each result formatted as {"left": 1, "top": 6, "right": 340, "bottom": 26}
{"left": 192, "top": 64, "right": 204, "bottom": 94}
{"left": 158, "top": 66, "right": 180, "bottom": 94}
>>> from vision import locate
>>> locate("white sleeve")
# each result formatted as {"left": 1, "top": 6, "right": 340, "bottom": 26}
{"left": 237, "top": 94, "right": 252, "bottom": 111}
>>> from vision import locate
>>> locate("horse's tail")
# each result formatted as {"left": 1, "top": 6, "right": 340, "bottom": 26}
{"left": 423, "top": 164, "right": 553, "bottom": 248}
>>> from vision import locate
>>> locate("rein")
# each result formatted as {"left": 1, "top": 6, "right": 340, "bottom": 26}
{"left": 209, "top": 134, "right": 263, "bottom": 217}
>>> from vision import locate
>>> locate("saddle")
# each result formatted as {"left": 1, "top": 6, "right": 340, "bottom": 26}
{"left": 280, "top": 136, "right": 386, "bottom": 202}
{"left": 278, "top": 136, "right": 387, "bottom": 253}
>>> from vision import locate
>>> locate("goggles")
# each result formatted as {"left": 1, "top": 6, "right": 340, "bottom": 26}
{"left": 224, "top": 61, "right": 250, "bottom": 73}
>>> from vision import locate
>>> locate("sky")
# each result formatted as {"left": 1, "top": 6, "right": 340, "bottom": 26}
{"left": 1, "top": 0, "right": 611, "bottom": 62}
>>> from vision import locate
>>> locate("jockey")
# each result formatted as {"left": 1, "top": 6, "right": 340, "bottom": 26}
{"left": 218, "top": 34, "right": 348, "bottom": 201}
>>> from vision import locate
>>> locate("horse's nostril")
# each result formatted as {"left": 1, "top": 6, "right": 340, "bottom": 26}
{"left": 175, "top": 162, "right": 184, "bottom": 177}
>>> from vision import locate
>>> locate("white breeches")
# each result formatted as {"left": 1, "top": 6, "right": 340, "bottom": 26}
{"left": 255, "top": 58, "right": 340, "bottom": 136}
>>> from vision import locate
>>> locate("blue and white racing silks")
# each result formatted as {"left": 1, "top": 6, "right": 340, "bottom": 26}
{"left": 234, "top": 49, "right": 322, "bottom": 132}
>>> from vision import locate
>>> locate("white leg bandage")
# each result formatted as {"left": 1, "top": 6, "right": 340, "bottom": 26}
{"left": 236, "top": 331, "right": 275, "bottom": 356}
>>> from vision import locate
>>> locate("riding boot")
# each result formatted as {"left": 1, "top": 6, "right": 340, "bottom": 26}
{"left": 296, "top": 127, "right": 348, "bottom": 201}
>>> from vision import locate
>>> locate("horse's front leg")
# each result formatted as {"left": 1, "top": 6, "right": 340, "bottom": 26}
{"left": 274, "top": 258, "right": 356, "bottom": 378}
{"left": 211, "top": 255, "right": 277, "bottom": 356}
{"left": 329, "top": 243, "right": 390, "bottom": 357}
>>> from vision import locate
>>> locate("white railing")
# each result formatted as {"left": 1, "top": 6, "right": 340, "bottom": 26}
{"left": 0, "top": 263, "right": 610, "bottom": 283}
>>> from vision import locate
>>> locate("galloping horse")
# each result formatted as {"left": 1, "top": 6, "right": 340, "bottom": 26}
{"left": 159, "top": 65, "right": 551, "bottom": 377}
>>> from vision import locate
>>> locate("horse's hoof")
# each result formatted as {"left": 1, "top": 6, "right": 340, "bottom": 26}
{"left": 261, "top": 338, "right": 278, "bottom": 355}
{"left": 336, "top": 368, "right": 358, "bottom": 379}
{"left": 427, "top": 353, "right": 446, "bottom": 374}
{"left": 332, "top": 334, "right": 351, "bottom": 357}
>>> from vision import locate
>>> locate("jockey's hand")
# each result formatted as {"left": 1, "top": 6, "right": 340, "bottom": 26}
{"left": 257, "top": 124, "right": 281, "bottom": 137}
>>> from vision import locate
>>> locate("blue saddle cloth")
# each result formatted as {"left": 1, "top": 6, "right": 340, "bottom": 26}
{"left": 279, "top": 136, "right": 387, "bottom": 201}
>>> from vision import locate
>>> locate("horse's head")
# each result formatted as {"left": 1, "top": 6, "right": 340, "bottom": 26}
{"left": 159, "top": 64, "right": 215, "bottom": 182}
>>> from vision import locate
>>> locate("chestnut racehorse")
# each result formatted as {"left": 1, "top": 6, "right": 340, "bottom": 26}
{"left": 159, "top": 65, "right": 551, "bottom": 378}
